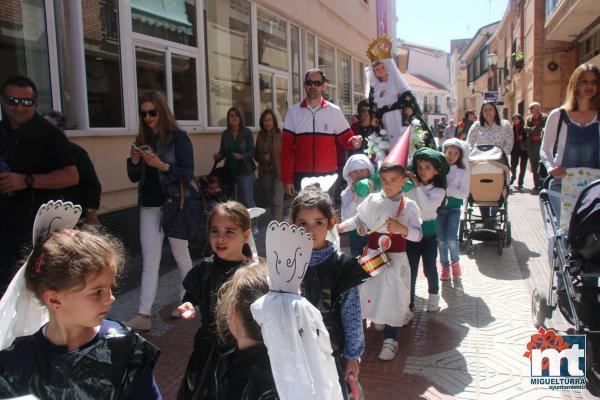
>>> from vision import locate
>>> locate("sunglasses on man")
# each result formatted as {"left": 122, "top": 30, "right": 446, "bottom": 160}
{"left": 4, "top": 96, "right": 36, "bottom": 107}
{"left": 304, "top": 80, "right": 324, "bottom": 87}
{"left": 139, "top": 109, "right": 158, "bottom": 118}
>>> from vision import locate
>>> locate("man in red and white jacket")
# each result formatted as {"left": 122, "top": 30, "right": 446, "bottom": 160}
{"left": 282, "top": 69, "right": 363, "bottom": 196}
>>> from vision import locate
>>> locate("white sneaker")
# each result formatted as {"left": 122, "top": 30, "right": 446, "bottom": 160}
{"left": 402, "top": 311, "right": 414, "bottom": 326}
{"left": 378, "top": 338, "right": 398, "bottom": 361}
{"left": 427, "top": 294, "right": 440, "bottom": 313}
{"left": 373, "top": 323, "right": 385, "bottom": 331}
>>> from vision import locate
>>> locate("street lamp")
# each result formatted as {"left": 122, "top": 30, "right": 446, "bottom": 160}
{"left": 469, "top": 81, "right": 483, "bottom": 95}
{"left": 488, "top": 53, "right": 499, "bottom": 68}
{"left": 487, "top": 53, "right": 509, "bottom": 74}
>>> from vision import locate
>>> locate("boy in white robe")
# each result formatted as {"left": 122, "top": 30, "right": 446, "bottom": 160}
{"left": 337, "top": 161, "right": 422, "bottom": 361}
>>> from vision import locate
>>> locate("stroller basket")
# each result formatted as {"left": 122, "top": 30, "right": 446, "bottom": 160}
{"left": 468, "top": 145, "right": 510, "bottom": 204}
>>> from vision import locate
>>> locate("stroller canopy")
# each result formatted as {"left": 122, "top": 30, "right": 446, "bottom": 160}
{"left": 469, "top": 145, "right": 509, "bottom": 167}
{"left": 568, "top": 179, "right": 600, "bottom": 261}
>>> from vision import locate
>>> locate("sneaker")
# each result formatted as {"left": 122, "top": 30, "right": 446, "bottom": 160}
{"left": 426, "top": 294, "right": 440, "bottom": 313}
{"left": 440, "top": 266, "right": 451, "bottom": 281}
{"left": 451, "top": 261, "right": 462, "bottom": 279}
{"left": 373, "top": 323, "right": 385, "bottom": 331}
{"left": 378, "top": 338, "right": 398, "bottom": 361}
{"left": 170, "top": 307, "right": 182, "bottom": 319}
{"left": 402, "top": 311, "right": 414, "bottom": 326}
{"left": 124, "top": 314, "right": 151, "bottom": 332}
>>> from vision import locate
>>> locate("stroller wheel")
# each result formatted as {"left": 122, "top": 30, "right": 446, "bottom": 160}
{"left": 586, "top": 339, "right": 600, "bottom": 395}
{"left": 458, "top": 220, "right": 466, "bottom": 243}
{"left": 466, "top": 238, "right": 473, "bottom": 255}
{"left": 497, "top": 239, "right": 503, "bottom": 255}
{"left": 532, "top": 288, "right": 548, "bottom": 328}
{"left": 504, "top": 221, "right": 512, "bottom": 247}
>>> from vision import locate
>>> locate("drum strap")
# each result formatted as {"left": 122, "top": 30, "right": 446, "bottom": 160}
{"left": 367, "top": 196, "right": 407, "bottom": 252}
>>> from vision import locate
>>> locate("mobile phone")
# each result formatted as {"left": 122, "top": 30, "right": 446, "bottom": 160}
{"left": 138, "top": 145, "right": 152, "bottom": 152}
{"left": 131, "top": 143, "right": 139, "bottom": 150}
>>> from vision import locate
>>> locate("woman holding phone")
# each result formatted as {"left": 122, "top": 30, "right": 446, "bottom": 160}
{"left": 125, "top": 91, "right": 195, "bottom": 332}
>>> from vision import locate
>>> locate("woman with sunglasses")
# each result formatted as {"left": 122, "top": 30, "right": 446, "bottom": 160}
{"left": 213, "top": 107, "right": 256, "bottom": 208}
{"left": 125, "top": 91, "right": 195, "bottom": 332}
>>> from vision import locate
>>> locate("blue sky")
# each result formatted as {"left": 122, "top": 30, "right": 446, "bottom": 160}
{"left": 395, "top": 0, "right": 508, "bottom": 52}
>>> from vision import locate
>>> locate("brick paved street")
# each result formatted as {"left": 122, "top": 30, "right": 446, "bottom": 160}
{"left": 108, "top": 175, "right": 596, "bottom": 399}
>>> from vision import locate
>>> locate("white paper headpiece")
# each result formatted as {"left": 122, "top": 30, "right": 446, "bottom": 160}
{"left": 265, "top": 221, "right": 312, "bottom": 293}
{"left": 0, "top": 201, "right": 82, "bottom": 350}
{"left": 300, "top": 173, "right": 338, "bottom": 193}
{"left": 247, "top": 207, "right": 266, "bottom": 262}
{"left": 252, "top": 220, "right": 343, "bottom": 399}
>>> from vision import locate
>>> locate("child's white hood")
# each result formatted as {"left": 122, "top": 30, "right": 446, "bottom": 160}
{"left": 342, "top": 154, "right": 375, "bottom": 185}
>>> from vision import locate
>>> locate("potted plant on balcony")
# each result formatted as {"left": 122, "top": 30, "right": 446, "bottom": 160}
{"left": 512, "top": 51, "right": 524, "bottom": 71}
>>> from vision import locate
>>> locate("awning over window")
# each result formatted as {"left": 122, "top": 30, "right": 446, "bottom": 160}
{"left": 131, "top": 0, "right": 192, "bottom": 35}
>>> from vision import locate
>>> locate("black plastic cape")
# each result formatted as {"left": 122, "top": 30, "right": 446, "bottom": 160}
{"left": 214, "top": 344, "right": 279, "bottom": 400}
{"left": 302, "top": 250, "right": 370, "bottom": 400}
{"left": 177, "top": 255, "right": 244, "bottom": 400}
{"left": 0, "top": 319, "right": 160, "bottom": 399}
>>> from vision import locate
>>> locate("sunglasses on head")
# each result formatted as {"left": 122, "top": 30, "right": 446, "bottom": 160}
{"left": 4, "top": 96, "right": 35, "bottom": 107}
{"left": 304, "top": 79, "right": 324, "bottom": 87}
{"left": 139, "top": 109, "right": 158, "bottom": 118}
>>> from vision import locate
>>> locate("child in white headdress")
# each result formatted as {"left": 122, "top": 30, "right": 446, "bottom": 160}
{"left": 0, "top": 201, "right": 161, "bottom": 399}
{"left": 341, "top": 154, "right": 376, "bottom": 257}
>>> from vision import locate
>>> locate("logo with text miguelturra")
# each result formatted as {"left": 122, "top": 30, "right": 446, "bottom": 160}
{"left": 524, "top": 327, "right": 586, "bottom": 390}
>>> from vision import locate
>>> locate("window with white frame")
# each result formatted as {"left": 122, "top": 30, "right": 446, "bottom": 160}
{"left": 204, "top": 0, "right": 253, "bottom": 127}
{"left": 54, "top": 0, "right": 125, "bottom": 129}
{"left": 353, "top": 59, "right": 366, "bottom": 111}
{"left": 306, "top": 32, "right": 316, "bottom": 71}
{"left": 257, "top": 7, "right": 287, "bottom": 72}
{"left": 132, "top": 0, "right": 200, "bottom": 122}
{"left": 131, "top": 0, "right": 197, "bottom": 46}
{"left": 1, "top": 0, "right": 53, "bottom": 115}
{"left": 337, "top": 50, "right": 352, "bottom": 119}
{"left": 318, "top": 40, "right": 335, "bottom": 102}
{"left": 290, "top": 25, "right": 301, "bottom": 103}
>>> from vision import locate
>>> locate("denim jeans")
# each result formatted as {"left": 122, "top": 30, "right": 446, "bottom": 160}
{"left": 437, "top": 208, "right": 461, "bottom": 265}
{"left": 235, "top": 172, "right": 256, "bottom": 208}
{"left": 407, "top": 235, "right": 439, "bottom": 309}
{"left": 549, "top": 178, "right": 562, "bottom": 223}
{"left": 348, "top": 231, "right": 368, "bottom": 258}
{"left": 528, "top": 141, "right": 541, "bottom": 188}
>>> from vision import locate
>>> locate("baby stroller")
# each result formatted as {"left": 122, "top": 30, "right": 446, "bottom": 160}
{"left": 533, "top": 178, "right": 600, "bottom": 385}
{"left": 459, "top": 144, "right": 512, "bottom": 255}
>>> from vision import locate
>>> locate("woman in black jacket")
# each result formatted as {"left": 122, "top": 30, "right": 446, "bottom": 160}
{"left": 510, "top": 113, "right": 528, "bottom": 191}
{"left": 125, "top": 91, "right": 195, "bottom": 332}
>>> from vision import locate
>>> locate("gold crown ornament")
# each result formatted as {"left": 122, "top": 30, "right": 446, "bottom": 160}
{"left": 366, "top": 36, "right": 393, "bottom": 63}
